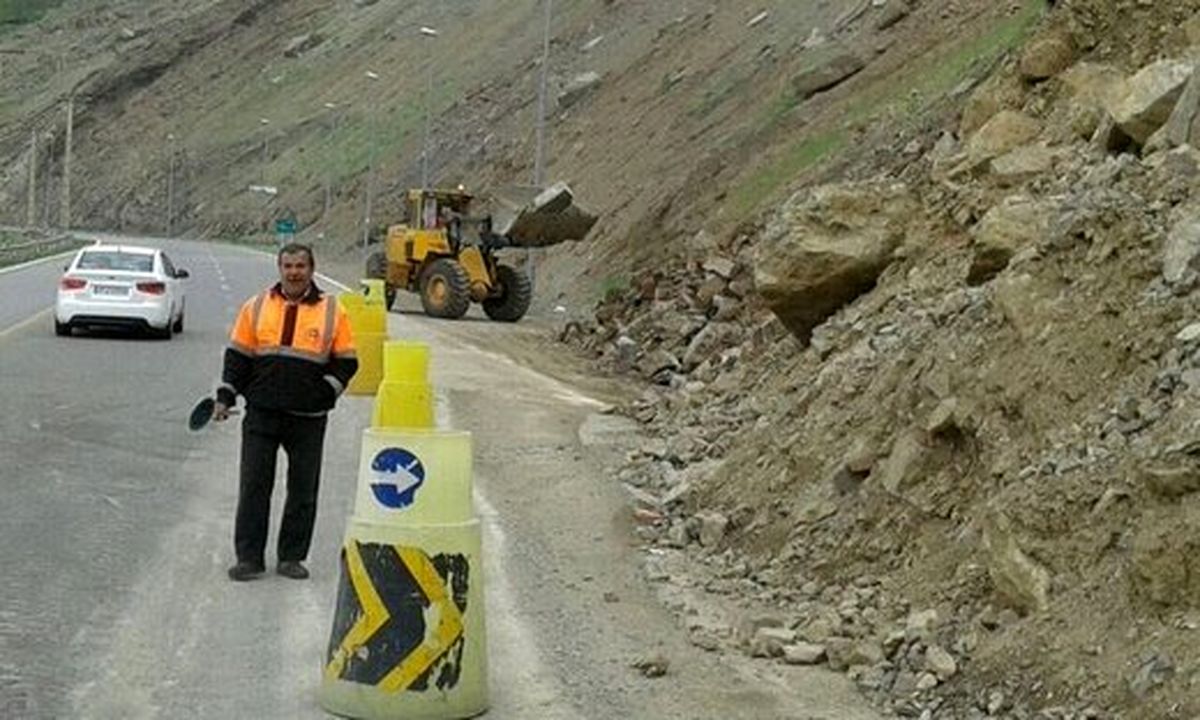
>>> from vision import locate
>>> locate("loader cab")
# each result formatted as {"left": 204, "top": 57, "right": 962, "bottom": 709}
{"left": 407, "top": 189, "right": 473, "bottom": 229}
{"left": 406, "top": 188, "right": 475, "bottom": 251}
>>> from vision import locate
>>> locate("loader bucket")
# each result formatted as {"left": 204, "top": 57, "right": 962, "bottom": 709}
{"left": 490, "top": 182, "right": 598, "bottom": 248}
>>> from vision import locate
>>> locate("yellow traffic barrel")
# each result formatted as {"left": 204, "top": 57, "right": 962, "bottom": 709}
{"left": 319, "top": 518, "right": 488, "bottom": 720}
{"left": 383, "top": 341, "right": 430, "bottom": 383}
{"left": 351, "top": 429, "right": 472, "bottom": 525}
{"left": 361, "top": 279, "right": 388, "bottom": 306}
{"left": 339, "top": 293, "right": 388, "bottom": 335}
{"left": 348, "top": 333, "right": 385, "bottom": 396}
{"left": 371, "top": 383, "right": 434, "bottom": 428}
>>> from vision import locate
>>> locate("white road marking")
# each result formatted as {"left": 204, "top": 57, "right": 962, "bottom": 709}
{"left": 0, "top": 307, "right": 52, "bottom": 339}
{"left": 0, "top": 249, "right": 76, "bottom": 276}
{"left": 280, "top": 586, "right": 326, "bottom": 715}
{"left": 469, "top": 344, "right": 607, "bottom": 409}
{"left": 434, "top": 392, "right": 581, "bottom": 717}
{"left": 472, "top": 487, "right": 581, "bottom": 717}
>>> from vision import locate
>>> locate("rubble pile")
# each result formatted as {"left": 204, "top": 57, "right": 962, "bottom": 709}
{"left": 562, "top": 3, "right": 1200, "bottom": 717}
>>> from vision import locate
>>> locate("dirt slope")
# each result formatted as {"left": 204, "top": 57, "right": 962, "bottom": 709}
{"left": 11, "top": 0, "right": 1200, "bottom": 717}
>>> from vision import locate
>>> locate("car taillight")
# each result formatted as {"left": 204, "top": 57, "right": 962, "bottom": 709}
{"left": 60, "top": 277, "right": 87, "bottom": 291}
{"left": 136, "top": 281, "right": 166, "bottom": 295}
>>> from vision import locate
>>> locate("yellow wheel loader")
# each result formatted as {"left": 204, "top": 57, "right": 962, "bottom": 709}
{"left": 366, "top": 185, "right": 596, "bottom": 322}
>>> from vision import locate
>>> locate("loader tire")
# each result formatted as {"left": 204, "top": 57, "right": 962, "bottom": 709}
{"left": 420, "top": 259, "right": 471, "bottom": 319}
{"left": 483, "top": 264, "right": 532, "bottom": 322}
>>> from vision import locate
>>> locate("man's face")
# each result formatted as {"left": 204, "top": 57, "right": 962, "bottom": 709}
{"left": 278, "top": 252, "right": 314, "bottom": 297}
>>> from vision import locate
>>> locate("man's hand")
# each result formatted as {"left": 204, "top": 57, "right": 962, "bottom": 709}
{"left": 213, "top": 401, "right": 232, "bottom": 422}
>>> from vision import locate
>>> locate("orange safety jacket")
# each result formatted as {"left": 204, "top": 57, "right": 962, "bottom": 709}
{"left": 217, "top": 281, "right": 358, "bottom": 415}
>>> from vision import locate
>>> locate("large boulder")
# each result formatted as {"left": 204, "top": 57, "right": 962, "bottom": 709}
{"left": 1018, "top": 30, "right": 1074, "bottom": 82}
{"left": 558, "top": 71, "right": 602, "bottom": 110}
{"left": 792, "top": 49, "right": 866, "bottom": 100}
{"left": 989, "top": 143, "right": 1058, "bottom": 186}
{"left": 1112, "top": 59, "right": 1194, "bottom": 145}
{"left": 981, "top": 511, "right": 1052, "bottom": 615}
{"left": 966, "top": 111, "right": 1042, "bottom": 168}
{"left": 1060, "top": 62, "right": 1128, "bottom": 111}
{"left": 1130, "top": 508, "right": 1200, "bottom": 608}
{"left": 755, "top": 181, "right": 916, "bottom": 341}
{"left": 1163, "top": 201, "right": 1200, "bottom": 287}
{"left": 1164, "top": 69, "right": 1200, "bottom": 149}
{"left": 968, "top": 195, "right": 1059, "bottom": 284}
{"left": 283, "top": 33, "right": 324, "bottom": 58}
{"left": 960, "top": 74, "right": 1026, "bottom": 138}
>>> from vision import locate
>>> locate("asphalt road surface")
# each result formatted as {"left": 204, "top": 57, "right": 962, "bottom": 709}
{"left": 0, "top": 238, "right": 880, "bottom": 719}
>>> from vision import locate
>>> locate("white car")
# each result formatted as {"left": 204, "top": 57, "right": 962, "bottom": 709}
{"left": 55, "top": 244, "right": 189, "bottom": 339}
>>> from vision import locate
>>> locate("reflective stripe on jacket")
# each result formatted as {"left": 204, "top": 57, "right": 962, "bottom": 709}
{"left": 217, "top": 282, "right": 358, "bottom": 414}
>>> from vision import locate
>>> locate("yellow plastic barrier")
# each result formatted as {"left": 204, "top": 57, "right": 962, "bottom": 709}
{"left": 340, "top": 293, "right": 388, "bottom": 336}
{"left": 320, "top": 518, "right": 488, "bottom": 720}
{"left": 371, "top": 382, "right": 434, "bottom": 428}
{"left": 348, "top": 332, "right": 385, "bottom": 396}
{"left": 351, "top": 429, "right": 471, "bottom": 525}
{"left": 361, "top": 279, "right": 388, "bottom": 306}
{"left": 319, "top": 424, "right": 489, "bottom": 719}
{"left": 384, "top": 341, "right": 430, "bottom": 384}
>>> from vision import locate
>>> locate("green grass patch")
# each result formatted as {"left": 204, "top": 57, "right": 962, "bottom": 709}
{"left": 687, "top": 67, "right": 750, "bottom": 118}
{"left": 727, "top": 130, "right": 845, "bottom": 219}
{"left": 0, "top": 0, "right": 65, "bottom": 26}
{"left": 727, "top": 0, "right": 1045, "bottom": 221}
{"left": 598, "top": 272, "right": 628, "bottom": 303}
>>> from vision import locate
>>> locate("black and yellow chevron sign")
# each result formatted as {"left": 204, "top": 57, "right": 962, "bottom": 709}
{"left": 324, "top": 541, "right": 470, "bottom": 692}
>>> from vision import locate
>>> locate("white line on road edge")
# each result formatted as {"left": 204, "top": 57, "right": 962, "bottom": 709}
{"left": 472, "top": 486, "right": 580, "bottom": 717}
{"left": 317, "top": 273, "right": 351, "bottom": 292}
{"left": 0, "top": 307, "right": 52, "bottom": 340}
{"left": 434, "top": 391, "right": 580, "bottom": 716}
{"left": 0, "top": 249, "right": 76, "bottom": 277}
{"left": 216, "top": 243, "right": 353, "bottom": 293}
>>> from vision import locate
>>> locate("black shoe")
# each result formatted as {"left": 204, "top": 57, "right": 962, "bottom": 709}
{"left": 276, "top": 561, "right": 310, "bottom": 580}
{"left": 227, "top": 561, "right": 266, "bottom": 582}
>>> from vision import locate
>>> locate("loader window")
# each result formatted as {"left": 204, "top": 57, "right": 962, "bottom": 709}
{"left": 423, "top": 198, "right": 438, "bottom": 229}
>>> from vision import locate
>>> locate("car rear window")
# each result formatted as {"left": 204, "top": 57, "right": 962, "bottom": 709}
{"left": 77, "top": 251, "right": 155, "bottom": 273}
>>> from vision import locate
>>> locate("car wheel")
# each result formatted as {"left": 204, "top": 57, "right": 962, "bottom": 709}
{"left": 153, "top": 321, "right": 173, "bottom": 340}
{"left": 54, "top": 320, "right": 71, "bottom": 337}
{"left": 173, "top": 313, "right": 184, "bottom": 334}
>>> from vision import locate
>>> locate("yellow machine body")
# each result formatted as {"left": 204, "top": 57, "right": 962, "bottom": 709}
{"left": 366, "top": 188, "right": 533, "bottom": 322}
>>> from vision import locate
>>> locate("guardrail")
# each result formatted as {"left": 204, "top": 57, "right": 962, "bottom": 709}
{"left": 0, "top": 229, "right": 84, "bottom": 267}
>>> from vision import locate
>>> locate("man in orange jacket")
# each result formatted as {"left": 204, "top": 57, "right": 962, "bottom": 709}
{"left": 214, "top": 243, "right": 358, "bottom": 582}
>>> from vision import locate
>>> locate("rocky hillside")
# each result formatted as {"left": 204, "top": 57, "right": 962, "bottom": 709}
{"left": 562, "top": 1, "right": 1200, "bottom": 718}
{"left": 8, "top": 0, "right": 1200, "bottom": 717}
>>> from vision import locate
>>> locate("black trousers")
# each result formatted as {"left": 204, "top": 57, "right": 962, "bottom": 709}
{"left": 235, "top": 406, "right": 329, "bottom": 566}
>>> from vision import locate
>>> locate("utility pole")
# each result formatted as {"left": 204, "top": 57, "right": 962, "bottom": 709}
{"left": 529, "top": 0, "right": 553, "bottom": 288}
{"left": 419, "top": 26, "right": 440, "bottom": 189}
{"left": 259, "top": 117, "right": 270, "bottom": 185}
{"left": 60, "top": 95, "right": 74, "bottom": 229}
{"left": 26, "top": 130, "right": 37, "bottom": 227}
{"left": 167, "top": 133, "right": 176, "bottom": 236}
{"left": 533, "top": 0, "right": 552, "bottom": 189}
{"left": 42, "top": 132, "right": 53, "bottom": 227}
{"left": 422, "top": 57, "right": 434, "bottom": 189}
{"left": 323, "top": 103, "right": 338, "bottom": 218}
{"left": 362, "top": 70, "right": 381, "bottom": 254}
